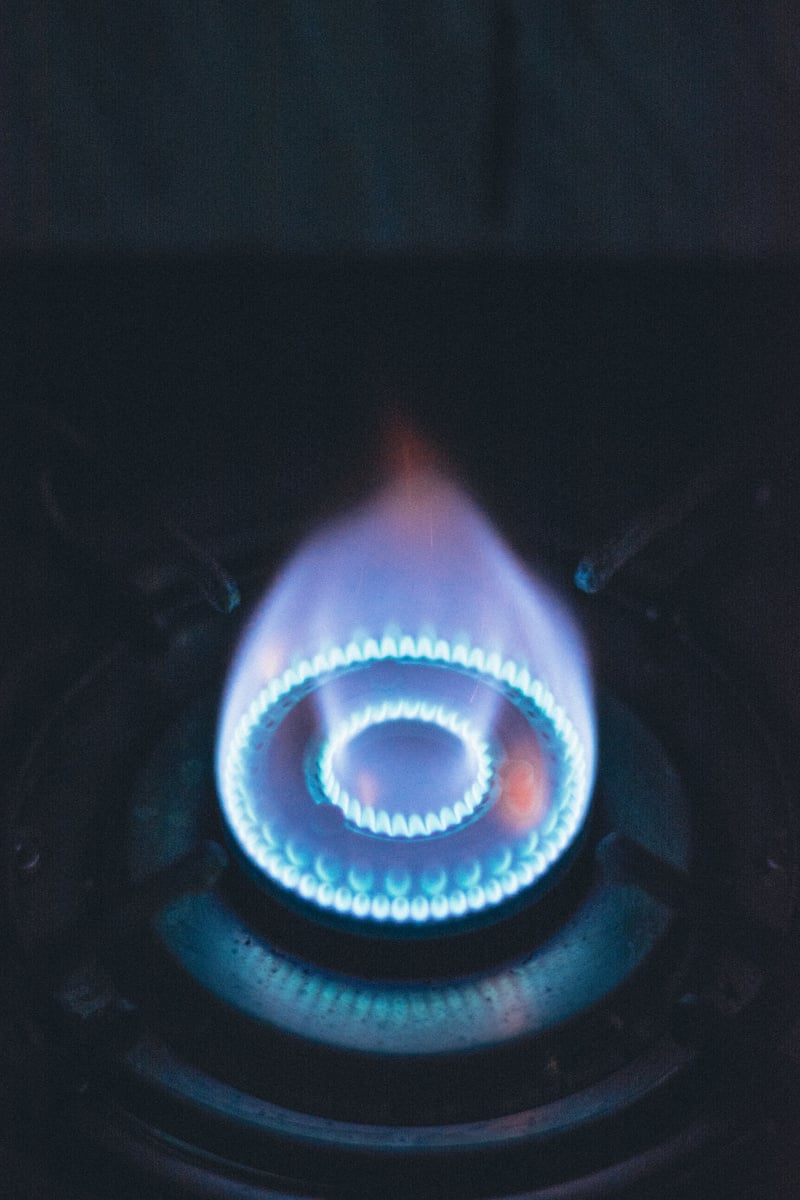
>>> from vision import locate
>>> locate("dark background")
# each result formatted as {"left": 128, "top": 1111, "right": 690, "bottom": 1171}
{"left": 4, "top": 5, "right": 800, "bottom": 256}
{"left": 2, "top": 255, "right": 798, "bottom": 565}
{"left": 3, "top": 5, "right": 799, "bottom": 539}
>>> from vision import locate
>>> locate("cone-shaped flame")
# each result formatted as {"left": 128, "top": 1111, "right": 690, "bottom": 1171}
{"left": 217, "top": 468, "right": 595, "bottom": 926}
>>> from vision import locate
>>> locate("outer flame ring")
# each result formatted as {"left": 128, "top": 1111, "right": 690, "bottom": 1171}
{"left": 220, "top": 633, "right": 590, "bottom": 925}
{"left": 317, "top": 699, "right": 493, "bottom": 838}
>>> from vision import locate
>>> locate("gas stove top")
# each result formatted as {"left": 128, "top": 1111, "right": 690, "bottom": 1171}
{"left": 1, "top": 258, "right": 799, "bottom": 1199}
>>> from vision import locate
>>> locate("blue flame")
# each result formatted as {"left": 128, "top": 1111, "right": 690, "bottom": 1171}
{"left": 317, "top": 698, "right": 493, "bottom": 837}
{"left": 217, "top": 471, "right": 596, "bottom": 926}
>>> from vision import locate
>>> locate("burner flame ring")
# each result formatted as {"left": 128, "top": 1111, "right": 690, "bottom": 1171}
{"left": 316, "top": 699, "right": 493, "bottom": 838}
{"left": 219, "top": 634, "right": 590, "bottom": 926}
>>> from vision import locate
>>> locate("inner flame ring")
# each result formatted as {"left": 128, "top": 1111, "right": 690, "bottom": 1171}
{"left": 317, "top": 700, "right": 493, "bottom": 839}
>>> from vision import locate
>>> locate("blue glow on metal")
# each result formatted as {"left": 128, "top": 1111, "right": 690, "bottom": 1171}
{"left": 317, "top": 698, "right": 492, "bottom": 837}
{"left": 219, "top": 633, "right": 590, "bottom": 925}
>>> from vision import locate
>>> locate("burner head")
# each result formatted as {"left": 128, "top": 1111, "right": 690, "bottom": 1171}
{"left": 219, "top": 636, "right": 590, "bottom": 926}
{"left": 216, "top": 471, "right": 595, "bottom": 928}
{"left": 14, "top": 554, "right": 798, "bottom": 1200}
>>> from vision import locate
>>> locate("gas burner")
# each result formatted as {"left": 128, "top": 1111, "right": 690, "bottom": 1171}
{"left": 220, "top": 636, "right": 589, "bottom": 926}
{"left": 7, "top": 502, "right": 796, "bottom": 1199}
{"left": 214, "top": 469, "right": 595, "bottom": 939}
